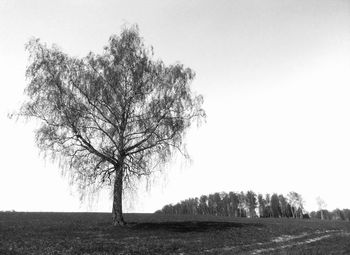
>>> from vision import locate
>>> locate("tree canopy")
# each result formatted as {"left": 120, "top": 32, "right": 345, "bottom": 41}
{"left": 16, "top": 25, "right": 205, "bottom": 225}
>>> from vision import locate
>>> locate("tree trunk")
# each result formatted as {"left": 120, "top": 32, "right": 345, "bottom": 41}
{"left": 112, "top": 162, "right": 125, "bottom": 226}
{"left": 291, "top": 207, "right": 295, "bottom": 218}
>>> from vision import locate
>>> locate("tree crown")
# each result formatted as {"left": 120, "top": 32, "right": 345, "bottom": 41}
{"left": 17, "top": 25, "right": 205, "bottom": 194}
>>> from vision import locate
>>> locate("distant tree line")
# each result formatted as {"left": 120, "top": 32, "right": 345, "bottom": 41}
{"left": 309, "top": 209, "right": 350, "bottom": 221}
{"left": 156, "top": 191, "right": 305, "bottom": 218}
{"left": 156, "top": 191, "right": 350, "bottom": 221}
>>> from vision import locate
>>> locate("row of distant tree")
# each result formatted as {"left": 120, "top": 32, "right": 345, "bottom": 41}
{"left": 156, "top": 191, "right": 350, "bottom": 221}
{"left": 310, "top": 209, "right": 350, "bottom": 221}
{"left": 157, "top": 191, "right": 305, "bottom": 218}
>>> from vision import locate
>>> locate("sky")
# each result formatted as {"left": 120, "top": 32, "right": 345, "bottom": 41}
{"left": 1, "top": 0, "right": 350, "bottom": 213}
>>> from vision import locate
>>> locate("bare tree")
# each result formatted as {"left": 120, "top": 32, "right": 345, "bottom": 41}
{"left": 270, "top": 193, "right": 281, "bottom": 218}
{"left": 199, "top": 195, "right": 208, "bottom": 215}
{"left": 238, "top": 192, "right": 247, "bottom": 217}
{"left": 245, "top": 191, "right": 257, "bottom": 218}
{"left": 14, "top": 25, "right": 205, "bottom": 225}
{"left": 287, "top": 192, "right": 304, "bottom": 218}
{"left": 278, "top": 194, "right": 288, "bottom": 218}
{"left": 316, "top": 196, "right": 327, "bottom": 220}
{"left": 228, "top": 192, "right": 239, "bottom": 217}
{"left": 257, "top": 194, "right": 266, "bottom": 218}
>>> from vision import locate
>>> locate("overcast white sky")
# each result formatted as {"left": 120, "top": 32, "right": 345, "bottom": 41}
{"left": 1, "top": 0, "right": 350, "bottom": 213}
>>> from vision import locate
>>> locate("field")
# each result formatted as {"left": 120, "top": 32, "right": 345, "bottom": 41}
{"left": 1, "top": 212, "right": 350, "bottom": 254}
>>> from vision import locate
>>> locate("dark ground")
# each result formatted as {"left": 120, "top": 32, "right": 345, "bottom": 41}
{"left": 1, "top": 212, "right": 350, "bottom": 254}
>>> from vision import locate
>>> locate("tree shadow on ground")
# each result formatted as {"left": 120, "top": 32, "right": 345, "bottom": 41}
{"left": 129, "top": 221, "right": 264, "bottom": 233}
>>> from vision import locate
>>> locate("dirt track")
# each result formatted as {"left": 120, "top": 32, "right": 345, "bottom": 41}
{"left": 204, "top": 229, "right": 350, "bottom": 254}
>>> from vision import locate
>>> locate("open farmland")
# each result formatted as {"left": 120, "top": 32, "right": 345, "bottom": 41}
{"left": 1, "top": 212, "right": 350, "bottom": 254}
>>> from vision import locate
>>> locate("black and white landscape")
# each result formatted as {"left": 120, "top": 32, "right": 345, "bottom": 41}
{"left": 1, "top": 0, "right": 350, "bottom": 254}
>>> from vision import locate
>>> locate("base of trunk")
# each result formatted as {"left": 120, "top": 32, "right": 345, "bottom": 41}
{"left": 113, "top": 218, "right": 126, "bottom": 226}
{"left": 112, "top": 211, "right": 126, "bottom": 226}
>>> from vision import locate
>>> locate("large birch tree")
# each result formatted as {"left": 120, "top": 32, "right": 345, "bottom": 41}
{"left": 15, "top": 26, "right": 205, "bottom": 225}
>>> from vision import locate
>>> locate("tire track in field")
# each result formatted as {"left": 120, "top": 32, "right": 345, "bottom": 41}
{"left": 203, "top": 229, "right": 348, "bottom": 254}
{"left": 250, "top": 230, "right": 350, "bottom": 254}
